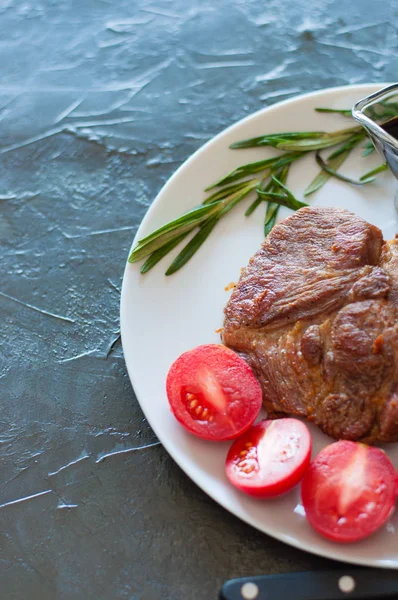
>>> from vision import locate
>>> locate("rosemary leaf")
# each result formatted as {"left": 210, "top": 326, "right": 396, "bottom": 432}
{"left": 261, "top": 166, "right": 289, "bottom": 232}
{"left": 245, "top": 196, "right": 263, "bottom": 216}
{"left": 315, "top": 108, "right": 352, "bottom": 116}
{"left": 140, "top": 232, "right": 190, "bottom": 274}
{"left": 359, "top": 163, "right": 388, "bottom": 181}
{"left": 166, "top": 217, "right": 219, "bottom": 276}
{"left": 274, "top": 164, "right": 290, "bottom": 185}
{"left": 315, "top": 152, "right": 376, "bottom": 186}
{"left": 264, "top": 202, "right": 279, "bottom": 236}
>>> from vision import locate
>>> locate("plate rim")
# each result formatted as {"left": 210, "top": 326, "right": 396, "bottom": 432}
{"left": 121, "top": 82, "right": 398, "bottom": 569}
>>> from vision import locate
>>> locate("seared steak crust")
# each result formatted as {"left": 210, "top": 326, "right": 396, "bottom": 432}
{"left": 222, "top": 207, "right": 398, "bottom": 443}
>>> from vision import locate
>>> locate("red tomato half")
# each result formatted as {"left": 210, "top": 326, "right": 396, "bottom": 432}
{"left": 166, "top": 344, "right": 262, "bottom": 441}
{"left": 225, "top": 419, "right": 311, "bottom": 497}
{"left": 301, "top": 441, "right": 396, "bottom": 543}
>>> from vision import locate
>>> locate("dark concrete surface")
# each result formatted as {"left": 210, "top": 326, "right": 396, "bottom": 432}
{"left": 1, "top": 0, "right": 397, "bottom": 598}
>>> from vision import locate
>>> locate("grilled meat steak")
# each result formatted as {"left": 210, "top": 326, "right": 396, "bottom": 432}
{"left": 222, "top": 206, "right": 398, "bottom": 443}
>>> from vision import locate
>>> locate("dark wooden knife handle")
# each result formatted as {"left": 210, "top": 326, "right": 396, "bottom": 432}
{"left": 220, "top": 568, "right": 398, "bottom": 600}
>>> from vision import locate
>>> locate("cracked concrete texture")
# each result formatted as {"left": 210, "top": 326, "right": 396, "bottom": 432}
{"left": 1, "top": 0, "right": 397, "bottom": 598}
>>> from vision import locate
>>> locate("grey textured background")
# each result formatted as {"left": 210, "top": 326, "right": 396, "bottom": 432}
{"left": 1, "top": 0, "right": 397, "bottom": 598}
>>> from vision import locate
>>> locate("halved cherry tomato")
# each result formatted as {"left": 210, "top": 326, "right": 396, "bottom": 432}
{"left": 225, "top": 419, "right": 311, "bottom": 497}
{"left": 301, "top": 440, "right": 396, "bottom": 543}
{"left": 166, "top": 344, "right": 262, "bottom": 441}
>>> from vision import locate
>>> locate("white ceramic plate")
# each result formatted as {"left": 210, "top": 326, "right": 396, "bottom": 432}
{"left": 121, "top": 84, "right": 398, "bottom": 568}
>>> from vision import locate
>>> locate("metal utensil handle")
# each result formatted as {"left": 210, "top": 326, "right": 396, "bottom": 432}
{"left": 220, "top": 568, "right": 398, "bottom": 600}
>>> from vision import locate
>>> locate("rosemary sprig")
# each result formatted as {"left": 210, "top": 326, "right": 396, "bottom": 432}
{"left": 315, "top": 152, "right": 376, "bottom": 186}
{"left": 229, "top": 127, "right": 362, "bottom": 152}
{"left": 264, "top": 201, "right": 279, "bottom": 236}
{"left": 132, "top": 179, "right": 259, "bottom": 272}
{"left": 360, "top": 163, "right": 388, "bottom": 180}
{"left": 129, "top": 104, "right": 392, "bottom": 275}
{"left": 129, "top": 202, "right": 222, "bottom": 263}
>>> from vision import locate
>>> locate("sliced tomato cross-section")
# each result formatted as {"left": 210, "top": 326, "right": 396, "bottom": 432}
{"left": 166, "top": 344, "right": 262, "bottom": 441}
{"left": 301, "top": 440, "right": 397, "bottom": 543}
{"left": 225, "top": 419, "right": 311, "bottom": 497}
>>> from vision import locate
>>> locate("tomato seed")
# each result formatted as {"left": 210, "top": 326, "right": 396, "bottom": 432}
{"left": 243, "top": 466, "right": 254, "bottom": 474}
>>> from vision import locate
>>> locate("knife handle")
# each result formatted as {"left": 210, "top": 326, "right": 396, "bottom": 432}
{"left": 220, "top": 568, "right": 398, "bottom": 600}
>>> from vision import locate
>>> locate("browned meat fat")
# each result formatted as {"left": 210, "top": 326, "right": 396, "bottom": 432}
{"left": 222, "top": 206, "right": 398, "bottom": 443}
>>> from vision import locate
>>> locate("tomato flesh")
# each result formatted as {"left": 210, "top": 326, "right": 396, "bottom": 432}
{"left": 166, "top": 344, "right": 262, "bottom": 441}
{"left": 301, "top": 440, "right": 396, "bottom": 543}
{"left": 225, "top": 419, "right": 311, "bottom": 497}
